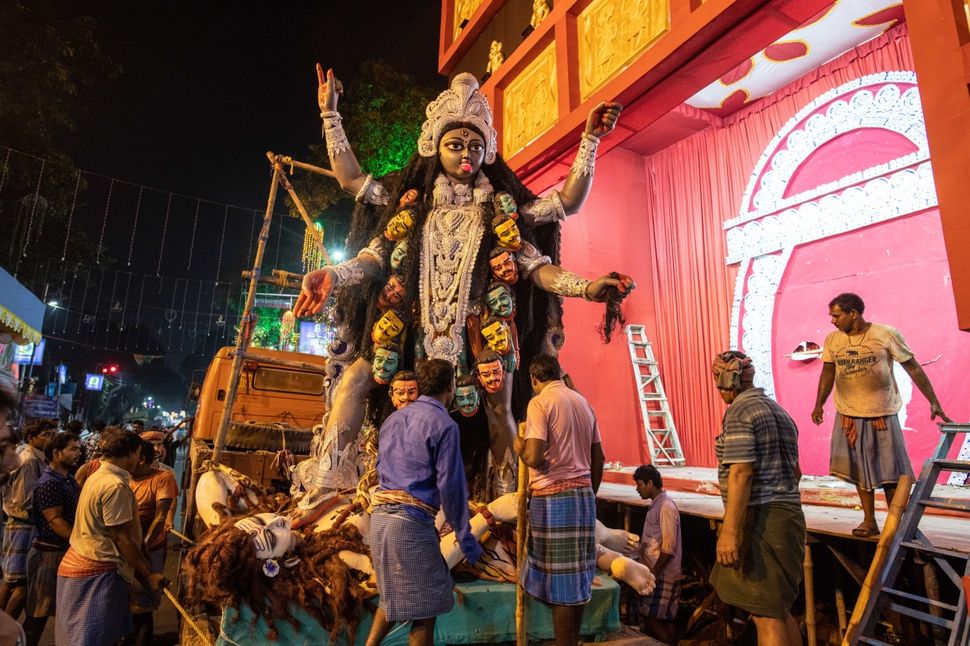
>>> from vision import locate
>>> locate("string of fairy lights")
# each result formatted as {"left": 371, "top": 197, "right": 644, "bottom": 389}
{"left": 0, "top": 144, "right": 346, "bottom": 356}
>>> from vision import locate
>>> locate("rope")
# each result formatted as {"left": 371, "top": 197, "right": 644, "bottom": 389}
{"left": 126, "top": 186, "right": 144, "bottom": 267}
{"left": 156, "top": 193, "right": 173, "bottom": 275}
{"left": 214, "top": 205, "right": 228, "bottom": 285}
{"left": 95, "top": 177, "right": 114, "bottom": 264}
{"left": 161, "top": 587, "right": 213, "bottom": 646}
{"left": 187, "top": 199, "right": 200, "bottom": 270}
{"left": 61, "top": 170, "right": 82, "bottom": 261}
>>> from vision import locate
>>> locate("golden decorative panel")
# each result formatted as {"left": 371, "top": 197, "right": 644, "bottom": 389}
{"left": 502, "top": 42, "right": 558, "bottom": 158}
{"left": 453, "top": 0, "right": 485, "bottom": 39}
{"left": 578, "top": 0, "right": 670, "bottom": 100}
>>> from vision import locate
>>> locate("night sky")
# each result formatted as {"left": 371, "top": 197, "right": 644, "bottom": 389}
{"left": 64, "top": 1, "right": 443, "bottom": 209}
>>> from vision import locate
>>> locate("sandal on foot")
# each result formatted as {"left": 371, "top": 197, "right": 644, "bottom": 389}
{"left": 852, "top": 522, "right": 879, "bottom": 537}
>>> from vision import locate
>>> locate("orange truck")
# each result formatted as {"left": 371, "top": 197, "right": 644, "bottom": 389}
{"left": 182, "top": 346, "right": 327, "bottom": 534}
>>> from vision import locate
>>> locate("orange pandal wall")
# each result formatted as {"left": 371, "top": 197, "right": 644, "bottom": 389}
{"left": 641, "top": 25, "right": 914, "bottom": 468}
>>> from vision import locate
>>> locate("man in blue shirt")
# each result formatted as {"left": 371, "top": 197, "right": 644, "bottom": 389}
{"left": 24, "top": 432, "right": 81, "bottom": 645}
{"left": 365, "top": 359, "right": 483, "bottom": 646}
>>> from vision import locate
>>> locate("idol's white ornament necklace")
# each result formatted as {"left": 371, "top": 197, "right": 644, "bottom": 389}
{"left": 420, "top": 172, "right": 493, "bottom": 364}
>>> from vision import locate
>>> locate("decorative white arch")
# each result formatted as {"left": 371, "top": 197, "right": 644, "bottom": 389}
{"left": 727, "top": 71, "right": 939, "bottom": 397}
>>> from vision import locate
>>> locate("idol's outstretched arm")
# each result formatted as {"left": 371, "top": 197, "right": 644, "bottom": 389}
{"left": 529, "top": 263, "right": 635, "bottom": 301}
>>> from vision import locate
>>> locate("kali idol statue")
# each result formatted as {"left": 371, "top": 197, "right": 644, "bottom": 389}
{"left": 294, "top": 65, "right": 634, "bottom": 494}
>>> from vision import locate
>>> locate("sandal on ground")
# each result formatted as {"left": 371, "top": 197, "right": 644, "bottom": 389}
{"left": 851, "top": 521, "right": 880, "bottom": 537}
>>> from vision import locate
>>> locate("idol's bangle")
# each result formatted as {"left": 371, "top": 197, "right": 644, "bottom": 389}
{"left": 321, "top": 110, "right": 351, "bottom": 159}
{"left": 570, "top": 132, "right": 600, "bottom": 178}
{"left": 549, "top": 270, "right": 593, "bottom": 299}
{"left": 329, "top": 258, "right": 366, "bottom": 289}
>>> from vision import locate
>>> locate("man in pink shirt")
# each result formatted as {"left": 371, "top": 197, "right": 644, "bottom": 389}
{"left": 516, "top": 354, "right": 605, "bottom": 646}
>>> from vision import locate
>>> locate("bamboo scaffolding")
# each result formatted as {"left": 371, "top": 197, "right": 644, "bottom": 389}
{"left": 272, "top": 154, "right": 337, "bottom": 178}
{"left": 241, "top": 268, "right": 304, "bottom": 290}
{"left": 842, "top": 474, "right": 914, "bottom": 646}
{"left": 265, "top": 151, "right": 331, "bottom": 266}
{"left": 210, "top": 164, "right": 281, "bottom": 466}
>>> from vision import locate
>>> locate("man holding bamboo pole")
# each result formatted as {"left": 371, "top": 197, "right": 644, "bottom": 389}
{"left": 515, "top": 354, "right": 604, "bottom": 646}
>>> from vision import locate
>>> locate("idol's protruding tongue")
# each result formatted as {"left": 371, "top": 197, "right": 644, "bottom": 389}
{"left": 461, "top": 162, "right": 473, "bottom": 173}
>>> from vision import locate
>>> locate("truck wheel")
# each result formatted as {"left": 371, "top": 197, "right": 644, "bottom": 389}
{"left": 224, "top": 422, "right": 312, "bottom": 454}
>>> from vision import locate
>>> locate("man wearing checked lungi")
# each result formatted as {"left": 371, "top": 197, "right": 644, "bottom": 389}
{"left": 711, "top": 351, "right": 805, "bottom": 646}
{"left": 365, "top": 359, "right": 484, "bottom": 646}
{"left": 812, "top": 292, "right": 951, "bottom": 538}
{"left": 516, "top": 353, "right": 605, "bottom": 646}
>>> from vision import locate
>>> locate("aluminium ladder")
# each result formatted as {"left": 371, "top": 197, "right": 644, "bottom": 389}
{"left": 851, "top": 423, "right": 970, "bottom": 645}
{"left": 624, "top": 325, "right": 685, "bottom": 466}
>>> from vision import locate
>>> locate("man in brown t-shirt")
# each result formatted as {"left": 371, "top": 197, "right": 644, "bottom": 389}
{"left": 812, "top": 292, "right": 951, "bottom": 537}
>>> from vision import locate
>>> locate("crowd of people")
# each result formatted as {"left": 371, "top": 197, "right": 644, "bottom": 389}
{"left": 0, "top": 394, "right": 182, "bottom": 646}
{"left": 0, "top": 286, "right": 950, "bottom": 646}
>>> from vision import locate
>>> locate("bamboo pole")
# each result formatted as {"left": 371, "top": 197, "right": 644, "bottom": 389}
{"left": 168, "top": 527, "right": 196, "bottom": 545}
{"left": 804, "top": 541, "right": 816, "bottom": 646}
{"left": 163, "top": 587, "right": 214, "bottom": 646}
{"left": 211, "top": 164, "right": 281, "bottom": 466}
{"left": 842, "top": 474, "right": 914, "bottom": 646}
{"left": 835, "top": 567, "right": 847, "bottom": 641}
{"left": 516, "top": 432, "right": 529, "bottom": 646}
{"left": 265, "top": 152, "right": 331, "bottom": 266}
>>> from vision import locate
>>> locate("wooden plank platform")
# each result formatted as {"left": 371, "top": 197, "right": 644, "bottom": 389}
{"left": 597, "top": 481, "right": 970, "bottom": 553}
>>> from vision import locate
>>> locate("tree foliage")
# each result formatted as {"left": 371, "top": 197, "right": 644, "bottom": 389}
{"left": 0, "top": 0, "right": 118, "bottom": 286}
{"left": 287, "top": 60, "right": 438, "bottom": 222}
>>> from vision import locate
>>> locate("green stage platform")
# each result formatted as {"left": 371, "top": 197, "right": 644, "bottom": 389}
{"left": 217, "top": 573, "right": 620, "bottom": 645}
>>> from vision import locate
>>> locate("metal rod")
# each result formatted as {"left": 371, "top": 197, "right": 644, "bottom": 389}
{"left": 163, "top": 587, "right": 213, "bottom": 646}
{"left": 265, "top": 152, "right": 331, "bottom": 266}
{"left": 211, "top": 164, "right": 281, "bottom": 467}
{"left": 232, "top": 349, "right": 327, "bottom": 373}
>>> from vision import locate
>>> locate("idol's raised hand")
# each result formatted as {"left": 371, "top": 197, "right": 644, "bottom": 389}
{"left": 316, "top": 64, "right": 343, "bottom": 113}
{"left": 585, "top": 102, "right": 623, "bottom": 138}
{"left": 294, "top": 268, "right": 336, "bottom": 317}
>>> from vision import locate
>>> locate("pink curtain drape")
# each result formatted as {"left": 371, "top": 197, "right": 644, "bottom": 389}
{"left": 642, "top": 25, "right": 914, "bottom": 467}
